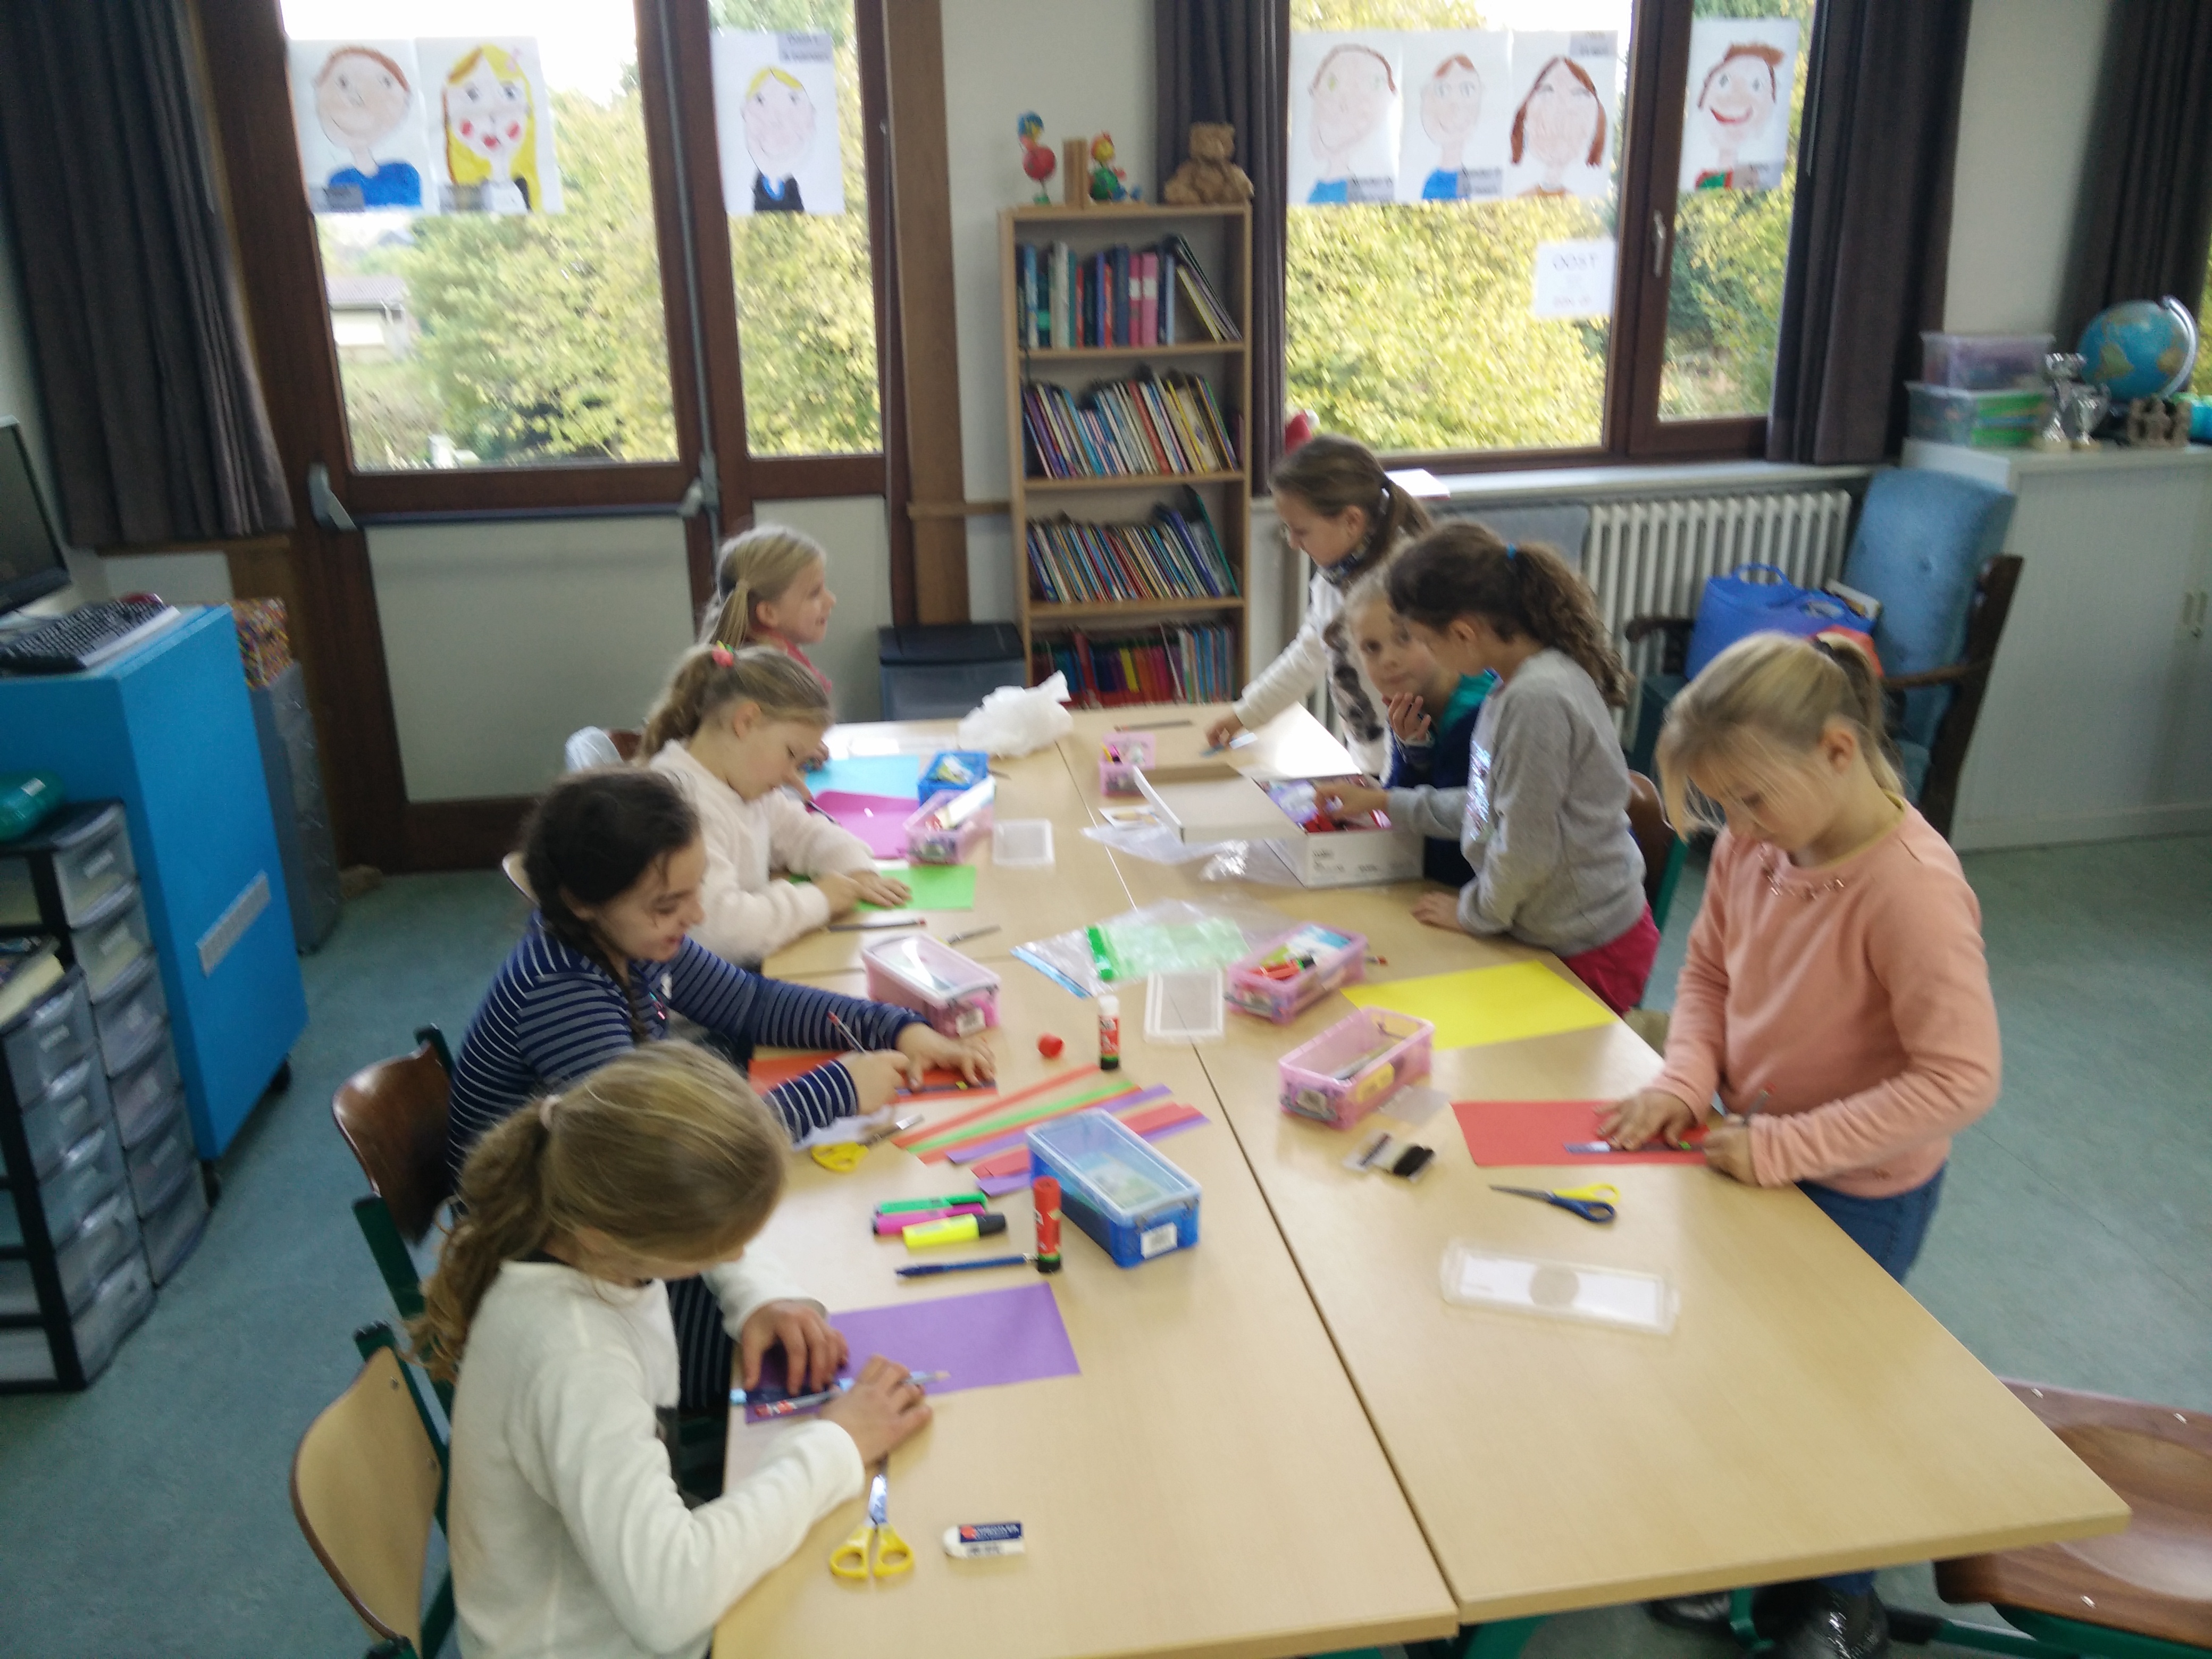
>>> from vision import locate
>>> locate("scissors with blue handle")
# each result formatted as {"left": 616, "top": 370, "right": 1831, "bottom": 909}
{"left": 830, "top": 1458, "right": 912, "bottom": 1580}
{"left": 1490, "top": 1182, "right": 1619, "bottom": 1224}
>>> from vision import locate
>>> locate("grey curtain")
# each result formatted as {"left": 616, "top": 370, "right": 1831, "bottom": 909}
{"left": 0, "top": 0, "right": 292, "bottom": 546}
{"left": 1155, "top": 0, "right": 1289, "bottom": 484}
{"left": 2058, "top": 1, "right": 2212, "bottom": 341}
{"left": 1765, "top": 0, "right": 1972, "bottom": 465}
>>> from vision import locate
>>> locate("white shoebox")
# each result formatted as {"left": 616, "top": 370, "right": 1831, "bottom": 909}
{"left": 1132, "top": 763, "right": 1421, "bottom": 889}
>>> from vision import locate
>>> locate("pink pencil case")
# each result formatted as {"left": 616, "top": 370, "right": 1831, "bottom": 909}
{"left": 1278, "top": 1008, "right": 1432, "bottom": 1130}
{"left": 1099, "top": 731, "right": 1155, "bottom": 796}
{"left": 862, "top": 933, "right": 1000, "bottom": 1038}
{"left": 904, "top": 780, "right": 994, "bottom": 865}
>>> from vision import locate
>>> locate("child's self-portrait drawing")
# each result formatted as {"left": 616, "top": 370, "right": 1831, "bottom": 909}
{"left": 1511, "top": 55, "right": 1606, "bottom": 198}
{"left": 1691, "top": 41, "right": 1784, "bottom": 190}
{"left": 1419, "top": 55, "right": 1485, "bottom": 200}
{"left": 1306, "top": 43, "right": 1396, "bottom": 204}
{"left": 743, "top": 66, "right": 816, "bottom": 213}
{"left": 314, "top": 46, "right": 420, "bottom": 210}
{"left": 442, "top": 44, "right": 541, "bottom": 213}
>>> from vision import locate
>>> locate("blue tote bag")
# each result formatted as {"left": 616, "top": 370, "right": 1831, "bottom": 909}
{"left": 1685, "top": 564, "right": 1851, "bottom": 679}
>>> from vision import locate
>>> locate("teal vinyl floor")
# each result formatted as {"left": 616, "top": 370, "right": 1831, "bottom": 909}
{"left": 1, "top": 837, "right": 2206, "bottom": 1657}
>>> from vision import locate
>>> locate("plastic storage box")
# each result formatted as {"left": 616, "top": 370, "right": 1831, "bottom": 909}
{"left": 71, "top": 884, "right": 151, "bottom": 1002}
{"left": 1920, "top": 331, "right": 2053, "bottom": 390}
{"left": 917, "top": 751, "right": 991, "bottom": 803}
{"left": 12, "top": 1057, "right": 110, "bottom": 1177}
{"left": 904, "top": 779, "right": 994, "bottom": 865}
{"left": 0, "top": 802, "right": 135, "bottom": 930}
{"left": 0, "top": 1188, "right": 139, "bottom": 1317}
{"left": 1226, "top": 921, "right": 1366, "bottom": 1024}
{"left": 94, "top": 956, "right": 166, "bottom": 1073}
{"left": 1027, "top": 1109, "right": 1201, "bottom": 1266}
{"left": 4, "top": 976, "right": 95, "bottom": 1105}
{"left": 1905, "top": 382, "right": 2052, "bottom": 448}
{"left": 861, "top": 934, "right": 1000, "bottom": 1038}
{"left": 1278, "top": 1008, "right": 1434, "bottom": 1129}
{"left": 1097, "top": 731, "right": 1155, "bottom": 796}
{"left": 0, "top": 1252, "right": 152, "bottom": 1384}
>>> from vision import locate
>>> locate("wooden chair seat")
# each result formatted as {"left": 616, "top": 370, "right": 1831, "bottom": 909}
{"left": 1936, "top": 1380, "right": 2212, "bottom": 1649}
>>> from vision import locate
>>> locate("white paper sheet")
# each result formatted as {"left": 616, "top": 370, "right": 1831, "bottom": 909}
{"left": 713, "top": 30, "right": 849, "bottom": 217}
{"left": 1289, "top": 33, "right": 1403, "bottom": 207}
{"left": 416, "top": 37, "right": 564, "bottom": 214}
{"left": 1677, "top": 16, "right": 1800, "bottom": 195}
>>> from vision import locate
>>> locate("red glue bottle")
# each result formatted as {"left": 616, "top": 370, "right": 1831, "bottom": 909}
{"left": 1097, "top": 993, "right": 1121, "bottom": 1071}
{"left": 1033, "top": 1176, "right": 1062, "bottom": 1274}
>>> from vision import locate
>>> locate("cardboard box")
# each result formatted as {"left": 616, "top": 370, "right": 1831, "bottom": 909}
{"left": 1133, "top": 763, "right": 1421, "bottom": 890}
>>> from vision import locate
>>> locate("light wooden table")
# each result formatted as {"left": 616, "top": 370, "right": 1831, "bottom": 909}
{"left": 712, "top": 966, "right": 1458, "bottom": 1659}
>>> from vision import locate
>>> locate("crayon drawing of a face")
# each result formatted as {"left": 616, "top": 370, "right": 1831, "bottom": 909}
{"left": 315, "top": 47, "right": 411, "bottom": 169}
{"left": 1420, "top": 55, "right": 1483, "bottom": 169}
{"left": 1697, "top": 44, "right": 1782, "bottom": 169}
{"left": 1309, "top": 45, "right": 1395, "bottom": 174}
{"left": 743, "top": 67, "right": 816, "bottom": 175}
{"left": 446, "top": 47, "right": 530, "bottom": 177}
{"left": 1512, "top": 56, "right": 1605, "bottom": 192}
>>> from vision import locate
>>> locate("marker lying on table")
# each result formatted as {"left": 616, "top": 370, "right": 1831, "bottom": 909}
{"left": 873, "top": 1204, "right": 988, "bottom": 1237}
{"left": 897, "top": 1255, "right": 1034, "bottom": 1278}
{"left": 733, "top": 1370, "right": 951, "bottom": 1414}
{"left": 877, "top": 1192, "right": 990, "bottom": 1216}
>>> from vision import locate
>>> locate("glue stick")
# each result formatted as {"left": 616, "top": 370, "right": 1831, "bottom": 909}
{"left": 1097, "top": 994, "right": 1121, "bottom": 1070}
{"left": 1033, "top": 1175, "right": 1062, "bottom": 1275}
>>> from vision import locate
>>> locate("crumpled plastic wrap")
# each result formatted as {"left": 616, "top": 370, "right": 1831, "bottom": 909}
{"left": 956, "top": 671, "right": 1075, "bottom": 757}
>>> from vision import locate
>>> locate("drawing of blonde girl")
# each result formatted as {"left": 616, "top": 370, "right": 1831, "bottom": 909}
{"left": 743, "top": 65, "right": 816, "bottom": 213}
{"left": 442, "top": 44, "right": 542, "bottom": 214}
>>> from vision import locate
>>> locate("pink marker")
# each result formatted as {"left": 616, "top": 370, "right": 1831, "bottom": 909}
{"left": 872, "top": 1204, "right": 987, "bottom": 1237}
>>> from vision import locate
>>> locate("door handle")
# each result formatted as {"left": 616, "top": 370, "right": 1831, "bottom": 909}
{"left": 1652, "top": 210, "right": 1670, "bottom": 278}
{"left": 307, "top": 463, "right": 357, "bottom": 533}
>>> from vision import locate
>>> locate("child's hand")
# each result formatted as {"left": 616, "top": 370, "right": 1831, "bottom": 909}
{"left": 1410, "top": 891, "right": 1467, "bottom": 931}
{"left": 806, "top": 741, "right": 831, "bottom": 771}
{"left": 1701, "top": 1120, "right": 1756, "bottom": 1183}
{"left": 837, "top": 1051, "right": 908, "bottom": 1111}
{"left": 1315, "top": 780, "right": 1389, "bottom": 819}
{"left": 1204, "top": 712, "right": 1245, "bottom": 749}
{"left": 737, "top": 1297, "right": 848, "bottom": 1394}
{"left": 814, "top": 871, "right": 862, "bottom": 916}
{"left": 895, "top": 1025, "right": 997, "bottom": 1084}
{"left": 1600, "top": 1087, "right": 1699, "bottom": 1150}
{"left": 1386, "top": 693, "right": 1432, "bottom": 746}
{"left": 819, "top": 1355, "right": 933, "bottom": 1466}
{"left": 849, "top": 870, "right": 911, "bottom": 909}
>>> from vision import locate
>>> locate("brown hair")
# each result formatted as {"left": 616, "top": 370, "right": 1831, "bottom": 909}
{"left": 315, "top": 45, "right": 410, "bottom": 93}
{"left": 410, "top": 1043, "right": 786, "bottom": 1383}
{"left": 1270, "top": 433, "right": 1433, "bottom": 569}
{"left": 1310, "top": 42, "right": 1397, "bottom": 96}
{"left": 1510, "top": 55, "right": 1607, "bottom": 167}
{"left": 519, "top": 768, "right": 699, "bottom": 1037}
{"left": 1434, "top": 53, "right": 1479, "bottom": 81}
{"left": 700, "top": 526, "right": 828, "bottom": 651}
{"left": 1699, "top": 41, "right": 1785, "bottom": 106}
{"left": 1385, "top": 520, "right": 1630, "bottom": 706}
{"left": 1655, "top": 633, "right": 1901, "bottom": 833}
{"left": 638, "top": 644, "right": 831, "bottom": 760}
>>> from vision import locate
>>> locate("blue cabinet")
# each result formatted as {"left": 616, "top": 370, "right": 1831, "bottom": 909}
{"left": 0, "top": 609, "right": 307, "bottom": 1155}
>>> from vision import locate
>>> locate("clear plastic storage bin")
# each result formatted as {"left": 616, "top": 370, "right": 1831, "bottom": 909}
{"left": 12, "top": 1057, "right": 111, "bottom": 1178}
{"left": 0, "top": 803, "right": 135, "bottom": 929}
{"left": 1027, "top": 1109, "right": 1201, "bottom": 1267}
{"left": 3, "top": 975, "right": 95, "bottom": 1104}
{"left": 72, "top": 884, "right": 152, "bottom": 1002}
{"left": 904, "top": 780, "right": 994, "bottom": 865}
{"left": 125, "top": 1105, "right": 196, "bottom": 1217}
{"left": 861, "top": 934, "right": 1000, "bottom": 1038}
{"left": 36, "top": 1123, "right": 128, "bottom": 1244}
{"left": 1097, "top": 731, "right": 1155, "bottom": 797}
{"left": 917, "top": 751, "right": 991, "bottom": 803}
{"left": 1227, "top": 923, "right": 1366, "bottom": 1024}
{"left": 1439, "top": 1240, "right": 1678, "bottom": 1335}
{"left": 0, "top": 1252, "right": 153, "bottom": 1384}
{"left": 0, "top": 1189, "right": 141, "bottom": 1317}
{"left": 1905, "top": 382, "right": 2052, "bottom": 448}
{"left": 1920, "top": 331, "right": 2053, "bottom": 390}
{"left": 1278, "top": 1008, "right": 1433, "bottom": 1130}
{"left": 94, "top": 957, "right": 167, "bottom": 1075}
{"left": 107, "top": 1039, "right": 181, "bottom": 1149}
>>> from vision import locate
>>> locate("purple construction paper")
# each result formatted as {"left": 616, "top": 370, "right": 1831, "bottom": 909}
{"left": 977, "top": 1170, "right": 1032, "bottom": 1196}
{"left": 811, "top": 791, "right": 915, "bottom": 859}
{"left": 833, "top": 1281, "right": 1078, "bottom": 1395}
{"left": 943, "top": 1086, "right": 1172, "bottom": 1164}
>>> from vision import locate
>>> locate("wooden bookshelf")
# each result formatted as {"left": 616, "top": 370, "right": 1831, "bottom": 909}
{"left": 1001, "top": 203, "right": 1253, "bottom": 702}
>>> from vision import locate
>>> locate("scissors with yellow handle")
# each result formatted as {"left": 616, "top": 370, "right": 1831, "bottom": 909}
{"left": 1489, "top": 1181, "right": 1620, "bottom": 1224}
{"left": 830, "top": 1459, "right": 912, "bottom": 1580}
{"left": 810, "top": 1111, "right": 924, "bottom": 1174}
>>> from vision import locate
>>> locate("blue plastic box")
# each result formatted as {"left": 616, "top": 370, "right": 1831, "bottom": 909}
{"left": 917, "top": 750, "right": 991, "bottom": 803}
{"left": 1026, "top": 1109, "right": 1201, "bottom": 1267}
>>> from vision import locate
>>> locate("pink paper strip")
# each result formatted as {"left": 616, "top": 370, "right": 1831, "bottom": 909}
{"left": 945, "top": 1085, "right": 1171, "bottom": 1164}
{"left": 810, "top": 791, "right": 917, "bottom": 859}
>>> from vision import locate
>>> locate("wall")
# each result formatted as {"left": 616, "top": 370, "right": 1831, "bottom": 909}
{"left": 1943, "top": 0, "right": 2112, "bottom": 334}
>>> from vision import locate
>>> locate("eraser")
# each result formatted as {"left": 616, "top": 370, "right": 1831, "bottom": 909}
{"left": 1037, "top": 1033, "right": 1064, "bottom": 1058}
{"left": 943, "top": 1521, "right": 1025, "bottom": 1558}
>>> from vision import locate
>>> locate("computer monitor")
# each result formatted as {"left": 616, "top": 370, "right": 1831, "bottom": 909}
{"left": 0, "top": 417, "right": 70, "bottom": 620}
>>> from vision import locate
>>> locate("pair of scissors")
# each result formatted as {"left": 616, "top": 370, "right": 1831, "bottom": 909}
{"left": 1490, "top": 1182, "right": 1619, "bottom": 1224}
{"left": 811, "top": 1111, "right": 923, "bottom": 1174}
{"left": 830, "top": 1458, "right": 912, "bottom": 1580}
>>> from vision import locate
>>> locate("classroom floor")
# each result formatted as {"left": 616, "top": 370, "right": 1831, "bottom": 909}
{"left": 1, "top": 836, "right": 2206, "bottom": 1658}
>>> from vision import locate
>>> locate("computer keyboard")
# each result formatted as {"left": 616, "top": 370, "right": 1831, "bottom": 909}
{"left": 0, "top": 598, "right": 185, "bottom": 675}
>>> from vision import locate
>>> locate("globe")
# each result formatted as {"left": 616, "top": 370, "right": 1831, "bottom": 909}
{"left": 2077, "top": 297, "right": 2200, "bottom": 401}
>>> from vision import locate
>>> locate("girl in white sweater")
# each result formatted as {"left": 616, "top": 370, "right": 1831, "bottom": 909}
{"left": 642, "top": 646, "right": 910, "bottom": 963}
{"left": 424, "top": 1042, "right": 933, "bottom": 1659}
{"left": 1204, "top": 433, "right": 1434, "bottom": 775}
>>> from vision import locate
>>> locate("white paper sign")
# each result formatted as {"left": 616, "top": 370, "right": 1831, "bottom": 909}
{"left": 1678, "top": 17, "right": 1799, "bottom": 194}
{"left": 1503, "top": 30, "right": 1620, "bottom": 201}
{"left": 1394, "top": 31, "right": 1512, "bottom": 203}
{"left": 1289, "top": 33, "right": 1403, "bottom": 206}
{"left": 1531, "top": 238, "right": 1617, "bottom": 319}
{"left": 713, "top": 31, "right": 848, "bottom": 217}
{"left": 287, "top": 39, "right": 438, "bottom": 214}
{"left": 417, "top": 38, "right": 564, "bottom": 214}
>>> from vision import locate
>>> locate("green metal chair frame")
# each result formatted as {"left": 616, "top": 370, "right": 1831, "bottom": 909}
{"left": 1720, "top": 1587, "right": 2209, "bottom": 1658}
{"left": 353, "top": 1323, "right": 454, "bottom": 1659}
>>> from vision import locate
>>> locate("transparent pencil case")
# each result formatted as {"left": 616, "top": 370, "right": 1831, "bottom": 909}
{"left": 1439, "top": 1240, "right": 1679, "bottom": 1335}
{"left": 1278, "top": 1008, "right": 1430, "bottom": 1129}
{"left": 861, "top": 933, "right": 999, "bottom": 1038}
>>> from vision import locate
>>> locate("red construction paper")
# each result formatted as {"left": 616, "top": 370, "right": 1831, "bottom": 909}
{"left": 1452, "top": 1099, "right": 1707, "bottom": 1168}
{"left": 749, "top": 1051, "right": 992, "bottom": 1096}
{"left": 891, "top": 1064, "right": 1099, "bottom": 1148}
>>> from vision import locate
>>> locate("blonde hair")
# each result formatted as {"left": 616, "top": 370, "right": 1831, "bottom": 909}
{"left": 701, "top": 526, "right": 828, "bottom": 650}
{"left": 442, "top": 44, "right": 544, "bottom": 211}
{"left": 411, "top": 1043, "right": 786, "bottom": 1383}
{"left": 745, "top": 65, "right": 805, "bottom": 99}
{"left": 1655, "top": 633, "right": 1902, "bottom": 833}
{"left": 639, "top": 643, "right": 831, "bottom": 759}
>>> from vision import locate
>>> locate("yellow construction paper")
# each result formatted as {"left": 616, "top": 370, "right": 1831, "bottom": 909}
{"left": 1342, "top": 960, "right": 1614, "bottom": 1050}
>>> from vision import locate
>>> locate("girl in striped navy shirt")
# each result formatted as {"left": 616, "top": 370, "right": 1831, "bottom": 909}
{"left": 448, "top": 767, "right": 993, "bottom": 1413}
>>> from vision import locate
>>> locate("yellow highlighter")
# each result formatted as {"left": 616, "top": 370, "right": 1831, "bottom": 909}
{"left": 903, "top": 1213, "right": 1011, "bottom": 1251}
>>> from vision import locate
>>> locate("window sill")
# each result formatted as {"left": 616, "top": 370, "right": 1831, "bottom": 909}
{"left": 1417, "top": 457, "right": 1877, "bottom": 505}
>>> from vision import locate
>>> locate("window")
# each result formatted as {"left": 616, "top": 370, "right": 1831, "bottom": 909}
{"left": 1285, "top": 0, "right": 1819, "bottom": 465}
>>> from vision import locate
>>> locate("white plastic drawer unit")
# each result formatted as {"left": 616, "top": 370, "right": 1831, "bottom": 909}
{"left": 0, "top": 803, "right": 136, "bottom": 930}
{"left": 3, "top": 975, "right": 96, "bottom": 1103}
{"left": 93, "top": 957, "right": 167, "bottom": 1076}
{"left": 8, "top": 1057, "right": 111, "bottom": 1179}
{"left": 33, "top": 1123, "right": 128, "bottom": 1245}
{"left": 0, "top": 1253, "right": 153, "bottom": 1385}
{"left": 0, "top": 1190, "right": 141, "bottom": 1318}
{"left": 72, "top": 883, "right": 152, "bottom": 1003}
{"left": 108, "top": 1038, "right": 181, "bottom": 1149}
{"left": 124, "top": 1104, "right": 196, "bottom": 1218}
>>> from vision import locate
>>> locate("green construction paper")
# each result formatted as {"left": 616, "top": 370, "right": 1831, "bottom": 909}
{"left": 861, "top": 862, "right": 978, "bottom": 912}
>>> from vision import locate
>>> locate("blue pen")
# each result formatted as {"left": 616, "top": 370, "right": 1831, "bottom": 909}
{"left": 896, "top": 1255, "right": 1033, "bottom": 1278}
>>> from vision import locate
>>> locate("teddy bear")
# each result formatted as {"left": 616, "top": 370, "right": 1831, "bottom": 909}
{"left": 1162, "top": 122, "right": 1253, "bottom": 205}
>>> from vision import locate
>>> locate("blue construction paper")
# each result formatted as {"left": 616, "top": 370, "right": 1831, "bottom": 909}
{"left": 810, "top": 754, "right": 922, "bottom": 799}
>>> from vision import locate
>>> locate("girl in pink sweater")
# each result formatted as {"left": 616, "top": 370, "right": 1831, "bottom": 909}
{"left": 1603, "top": 632, "right": 2000, "bottom": 1658}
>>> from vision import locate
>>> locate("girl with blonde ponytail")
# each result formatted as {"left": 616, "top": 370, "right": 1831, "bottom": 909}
{"left": 428, "top": 1044, "right": 933, "bottom": 1659}
{"left": 641, "top": 644, "right": 911, "bottom": 962}
{"left": 1603, "top": 631, "right": 2000, "bottom": 1647}
{"left": 700, "top": 525, "right": 838, "bottom": 698}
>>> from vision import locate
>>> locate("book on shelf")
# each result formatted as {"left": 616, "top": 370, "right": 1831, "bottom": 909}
{"left": 1021, "top": 370, "right": 1239, "bottom": 480}
{"left": 0, "top": 936, "right": 63, "bottom": 1028}
{"left": 1026, "top": 494, "right": 1242, "bottom": 606}
{"left": 1015, "top": 233, "right": 1239, "bottom": 349}
{"left": 1030, "top": 623, "right": 1234, "bottom": 706}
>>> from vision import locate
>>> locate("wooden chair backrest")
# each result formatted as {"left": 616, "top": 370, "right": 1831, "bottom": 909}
{"left": 290, "top": 1345, "right": 442, "bottom": 1653}
{"left": 609, "top": 727, "right": 642, "bottom": 761}
{"left": 1624, "top": 772, "right": 1677, "bottom": 911}
{"left": 332, "top": 1043, "right": 454, "bottom": 1244}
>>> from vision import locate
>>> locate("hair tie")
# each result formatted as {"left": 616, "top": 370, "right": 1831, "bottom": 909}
{"left": 709, "top": 644, "right": 735, "bottom": 668}
{"left": 537, "top": 1096, "right": 557, "bottom": 1130}
{"left": 1504, "top": 542, "right": 1518, "bottom": 563}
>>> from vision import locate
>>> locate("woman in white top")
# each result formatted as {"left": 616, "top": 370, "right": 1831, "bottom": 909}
{"left": 642, "top": 646, "right": 911, "bottom": 963}
{"left": 1204, "top": 433, "right": 1435, "bottom": 775}
{"left": 422, "top": 1042, "right": 932, "bottom": 1659}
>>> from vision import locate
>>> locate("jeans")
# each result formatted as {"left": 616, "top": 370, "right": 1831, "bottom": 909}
{"left": 1799, "top": 1165, "right": 1948, "bottom": 1596}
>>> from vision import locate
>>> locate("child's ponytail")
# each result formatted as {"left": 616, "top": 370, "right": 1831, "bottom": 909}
{"left": 639, "top": 644, "right": 832, "bottom": 759}
{"left": 700, "top": 526, "right": 830, "bottom": 650}
{"left": 1386, "top": 521, "right": 1631, "bottom": 706}
{"left": 1270, "top": 433, "right": 1435, "bottom": 573}
{"left": 412, "top": 1044, "right": 787, "bottom": 1382}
